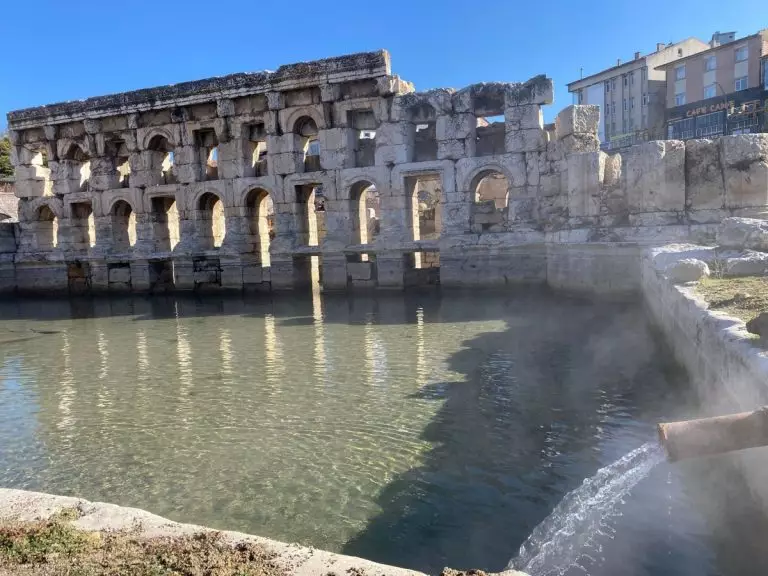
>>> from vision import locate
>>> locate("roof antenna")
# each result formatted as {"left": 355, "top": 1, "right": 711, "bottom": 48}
{"left": 580, "top": 67, "right": 583, "bottom": 79}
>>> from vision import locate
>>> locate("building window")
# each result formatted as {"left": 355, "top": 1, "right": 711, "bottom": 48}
{"left": 623, "top": 98, "right": 628, "bottom": 111}
{"left": 675, "top": 65, "right": 686, "bottom": 80}
{"left": 630, "top": 96, "right": 635, "bottom": 109}
{"left": 703, "top": 84, "right": 717, "bottom": 99}
{"left": 704, "top": 55, "right": 717, "bottom": 71}
{"left": 641, "top": 67, "right": 648, "bottom": 82}
{"left": 623, "top": 75, "right": 628, "bottom": 87}
{"left": 630, "top": 72, "right": 634, "bottom": 85}
{"left": 764, "top": 59, "right": 768, "bottom": 89}
{"left": 611, "top": 78, "right": 616, "bottom": 90}
{"left": 642, "top": 93, "right": 649, "bottom": 106}
{"left": 764, "top": 60, "right": 768, "bottom": 89}
{"left": 605, "top": 80, "right": 610, "bottom": 93}
{"left": 735, "top": 46, "right": 748, "bottom": 62}
{"left": 735, "top": 76, "right": 748, "bottom": 91}
{"left": 677, "top": 48, "right": 683, "bottom": 57}
{"left": 675, "top": 92, "right": 686, "bottom": 106}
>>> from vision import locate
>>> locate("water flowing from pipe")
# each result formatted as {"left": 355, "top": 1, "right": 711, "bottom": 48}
{"left": 509, "top": 441, "right": 665, "bottom": 575}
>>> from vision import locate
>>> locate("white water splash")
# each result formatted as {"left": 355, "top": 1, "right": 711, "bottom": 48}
{"left": 509, "top": 442, "right": 665, "bottom": 575}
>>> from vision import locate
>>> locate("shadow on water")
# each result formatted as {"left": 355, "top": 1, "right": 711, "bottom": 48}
{"left": 340, "top": 293, "right": 696, "bottom": 574}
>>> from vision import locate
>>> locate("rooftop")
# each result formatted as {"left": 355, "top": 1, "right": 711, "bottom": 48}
{"left": 567, "top": 37, "right": 705, "bottom": 89}
{"left": 7, "top": 50, "right": 391, "bottom": 129}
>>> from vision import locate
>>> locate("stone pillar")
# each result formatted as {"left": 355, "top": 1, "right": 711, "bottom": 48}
{"left": 130, "top": 260, "right": 152, "bottom": 291}
{"left": 377, "top": 252, "right": 406, "bottom": 288}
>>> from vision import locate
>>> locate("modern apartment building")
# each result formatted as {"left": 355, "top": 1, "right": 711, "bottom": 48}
{"left": 567, "top": 37, "right": 710, "bottom": 150}
{"left": 658, "top": 30, "right": 768, "bottom": 139}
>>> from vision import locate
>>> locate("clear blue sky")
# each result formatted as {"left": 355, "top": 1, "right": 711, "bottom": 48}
{"left": 0, "top": 0, "right": 763, "bottom": 130}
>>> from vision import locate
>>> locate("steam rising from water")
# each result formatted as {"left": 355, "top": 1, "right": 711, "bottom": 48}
{"left": 509, "top": 442, "right": 665, "bottom": 575}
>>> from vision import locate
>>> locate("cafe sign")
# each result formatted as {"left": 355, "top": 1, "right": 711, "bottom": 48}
{"left": 685, "top": 100, "right": 734, "bottom": 117}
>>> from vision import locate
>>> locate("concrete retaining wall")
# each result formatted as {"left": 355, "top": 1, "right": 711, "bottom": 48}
{"left": 641, "top": 245, "right": 768, "bottom": 510}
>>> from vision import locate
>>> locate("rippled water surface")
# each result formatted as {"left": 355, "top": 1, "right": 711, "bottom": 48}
{"left": 1, "top": 291, "right": 767, "bottom": 575}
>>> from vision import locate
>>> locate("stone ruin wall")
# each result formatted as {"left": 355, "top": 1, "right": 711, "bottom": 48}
{"left": 4, "top": 49, "right": 768, "bottom": 293}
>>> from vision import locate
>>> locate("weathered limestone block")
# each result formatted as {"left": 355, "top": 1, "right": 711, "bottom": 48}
{"left": 567, "top": 152, "right": 604, "bottom": 218}
{"left": 173, "top": 163, "right": 201, "bottom": 184}
{"left": 505, "top": 75, "right": 554, "bottom": 107}
{"left": 505, "top": 104, "right": 542, "bottom": 134}
{"left": 319, "top": 128, "right": 348, "bottom": 152}
{"left": 375, "top": 122, "right": 411, "bottom": 147}
{"left": 721, "top": 134, "right": 768, "bottom": 208}
{"left": 665, "top": 258, "right": 710, "bottom": 283}
{"left": 623, "top": 140, "right": 685, "bottom": 213}
{"left": 216, "top": 98, "right": 235, "bottom": 117}
{"left": 108, "top": 266, "right": 131, "bottom": 283}
{"left": 685, "top": 139, "right": 724, "bottom": 210}
{"left": 436, "top": 114, "right": 475, "bottom": 141}
{"left": 718, "top": 217, "right": 768, "bottom": 251}
{"left": 555, "top": 105, "right": 599, "bottom": 139}
{"left": 14, "top": 178, "right": 52, "bottom": 198}
{"left": 88, "top": 157, "right": 119, "bottom": 191}
{"left": 437, "top": 139, "right": 466, "bottom": 161}
{"left": 505, "top": 129, "right": 546, "bottom": 154}
{"left": 216, "top": 141, "right": 243, "bottom": 180}
{"left": 375, "top": 144, "right": 410, "bottom": 166}
{"left": 722, "top": 250, "right": 768, "bottom": 276}
{"left": 272, "top": 153, "right": 303, "bottom": 175}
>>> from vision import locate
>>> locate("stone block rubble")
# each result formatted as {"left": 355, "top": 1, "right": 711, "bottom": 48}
{"left": 4, "top": 49, "right": 768, "bottom": 293}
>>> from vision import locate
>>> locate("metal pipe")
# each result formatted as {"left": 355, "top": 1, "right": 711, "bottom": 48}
{"left": 658, "top": 407, "right": 768, "bottom": 462}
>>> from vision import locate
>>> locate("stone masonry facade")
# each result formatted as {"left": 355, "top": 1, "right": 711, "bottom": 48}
{"left": 4, "top": 50, "right": 768, "bottom": 293}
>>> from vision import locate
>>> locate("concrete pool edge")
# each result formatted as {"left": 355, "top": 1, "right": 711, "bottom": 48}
{"left": 0, "top": 488, "right": 528, "bottom": 576}
{"left": 642, "top": 244, "right": 768, "bottom": 404}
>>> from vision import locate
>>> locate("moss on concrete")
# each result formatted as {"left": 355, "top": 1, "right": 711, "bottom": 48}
{"left": 0, "top": 512, "right": 285, "bottom": 576}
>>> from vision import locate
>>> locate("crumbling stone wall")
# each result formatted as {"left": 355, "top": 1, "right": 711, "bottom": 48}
{"left": 5, "top": 50, "right": 768, "bottom": 293}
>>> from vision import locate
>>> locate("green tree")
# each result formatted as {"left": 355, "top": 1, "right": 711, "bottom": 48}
{"left": 0, "top": 134, "right": 13, "bottom": 178}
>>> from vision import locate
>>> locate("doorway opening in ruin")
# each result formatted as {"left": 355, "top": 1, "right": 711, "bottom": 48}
{"left": 151, "top": 197, "right": 180, "bottom": 252}
{"left": 62, "top": 143, "right": 91, "bottom": 192}
{"left": 406, "top": 174, "right": 442, "bottom": 268}
{"left": 295, "top": 184, "right": 326, "bottom": 247}
{"left": 34, "top": 205, "right": 58, "bottom": 250}
{"left": 147, "top": 135, "right": 176, "bottom": 185}
{"left": 471, "top": 170, "right": 510, "bottom": 232}
{"left": 198, "top": 192, "right": 226, "bottom": 249}
{"left": 245, "top": 188, "right": 274, "bottom": 266}
{"left": 349, "top": 180, "right": 380, "bottom": 262}
{"left": 295, "top": 117, "right": 320, "bottom": 172}
{"left": 196, "top": 129, "right": 219, "bottom": 181}
{"left": 471, "top": 86, "right": 508, "bottom": 157}
{"left": 111, "top": 200, "right": 137, "bottom": 251}
{"left": 70, "top": 201, "right": 95, "bottom": 250}
{"left": 409, "top": 104, "right": 437, "bottom": 162}
{"left": 106, "top": 139, "right": 131, "bottom": 188}
{"left": 349, "top": 110, "right": 377, "bottom": 167}
{"left": 246, "top": 123, "right": 268, "bottom": 177}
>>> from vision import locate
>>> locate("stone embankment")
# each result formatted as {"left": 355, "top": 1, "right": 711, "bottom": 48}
{"left": 2, "top": 49, "right": 767, "bottom": 294}
{"left": 0, "top": 488, "right": 527, "bottom": 576}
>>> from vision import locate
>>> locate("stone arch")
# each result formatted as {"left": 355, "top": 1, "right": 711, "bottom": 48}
{"left": 293, "top": 115, "right": 320, "bottom": 172}
{"left": 110, "top": 199, "right": 137, "bottom": 251}
{"left": 60, "top": 141, "right": 91, "bottom": 192}
{"left": 198, "top": 192, "right": 226, "bottom": 249}
{"left": 469, "top": 168, "right": 511, "bottom": 233}
{"left": 348, "top": 179, "right": 380, "bottom": 246}
{"left": 145, "top": 133, "right": 176, "bottom": 185}
{"left": 140, "top": 127, "right": 176, "bottom": 151}
{"left": 33, "top": 204, "right": 59, "bottom": 250}
{"left": 284, "top": 107, "right": 325, "bottom": 134}
{"left": 244, "top": 187, "right": 274, "bottom": 265}
{"left": 460, "top": 162, "right": 516, "bottom": 195}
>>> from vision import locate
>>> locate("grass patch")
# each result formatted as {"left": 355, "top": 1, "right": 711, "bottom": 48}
{"left": 0, "top": 514, "right": 285, "bottom": 576}
{"left": 695, "top": 276, "right": 768, "bottom": 323}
